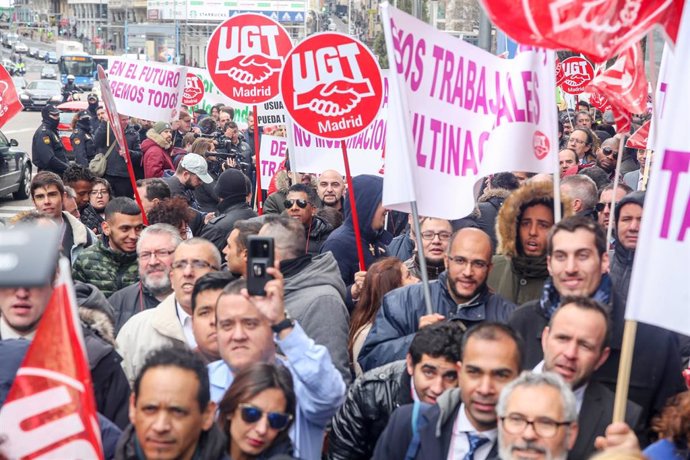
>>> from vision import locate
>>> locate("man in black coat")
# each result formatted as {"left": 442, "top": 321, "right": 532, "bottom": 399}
{"left": 359, "top": 227, "right": 516, "bottom": 372}
{"left": 94, "top": 115, "right": 142, "bottom": 197}
{"left": 328, "top": 322, "right": 463, "bottom": 460}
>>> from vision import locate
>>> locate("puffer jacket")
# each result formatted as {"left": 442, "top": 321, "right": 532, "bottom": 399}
{"left": 358, "top": 271, "right": 516, "bottom": 372}
{"left": 327, "top": 361, "right": 412, "bottom": 460}
{"left": 142, "top": 129, "right": 174, "bottom": 178}
{"left": 306, "top": 214, "right": 334, "bottom": 255}
{"left": 476, "top": 188, "right": 512, "bottom": 251}
{"left": 80, "top": 204, "right": 104, "bottom": 234}
{"left": 72, "top": 240, "right": 139, "bottom": 298}
{"left": 115, "top": 424, "right": 229, "bottom": 460}
{"left": 488, "top": 181, "right": 573, "bottom": 305}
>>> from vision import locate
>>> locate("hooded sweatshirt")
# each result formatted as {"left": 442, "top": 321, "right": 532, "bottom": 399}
{"left": 609, "top": 191, "right": 645, "bottom": 303}
{"left": 320, "top": 175, "right": 392, "bottom": 287}
{"left": 142, "top": 129, "right": 174, "bottom": 178}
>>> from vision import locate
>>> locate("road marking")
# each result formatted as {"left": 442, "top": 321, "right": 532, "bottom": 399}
{"left": 3, "top": 127, "right": 35, "bottom": 135}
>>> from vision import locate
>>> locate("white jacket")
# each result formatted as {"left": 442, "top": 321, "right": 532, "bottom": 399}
{"left": 116, "top": 293, "right": 186, "bottom": 385}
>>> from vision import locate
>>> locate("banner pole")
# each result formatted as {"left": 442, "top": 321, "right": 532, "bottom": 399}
{"left": 613, "top": 320, "right": 637, "bottom": 422}
{"left": 410, "top": 201, "right": 433, "bottom": 315}
{"left": 341, "top": 140, "right": 366, "bottom": 272}
{"left": 606, "top": 134, "right": 627, "bottom": 246}
{"left": 252, "top": 105, "right": 263, "bottom": 215}
{"left": 122, "top": 141, "right": 148, "bottom": 226}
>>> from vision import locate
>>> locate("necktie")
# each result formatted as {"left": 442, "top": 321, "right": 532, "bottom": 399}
{"left": 463, "top": 432, "right": 489, "bottom": 460}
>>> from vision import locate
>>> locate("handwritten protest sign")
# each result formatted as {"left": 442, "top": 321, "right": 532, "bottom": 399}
{"left": 107, "top": 58, "right": 186, "bottom": 121}
{"left": 258, "top": 134, "right": 288, "bottom": 188}
{"left": 380, "top": 4, "right": 557, "bottom": 220}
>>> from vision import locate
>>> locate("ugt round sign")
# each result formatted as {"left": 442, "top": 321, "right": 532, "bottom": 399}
{"left": 206, "top": 13, "right": 292, "bottom": 104}
{"left": 556, "top": 56, "right": 594, "bottom": 95}
{"left": 280, "top": 33, "right": 383, "bottom": 140}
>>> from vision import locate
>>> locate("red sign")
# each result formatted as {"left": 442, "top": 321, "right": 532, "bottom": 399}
{"left": 0, "top": 64, "right": 24, "bottom": 128}
{"left": 556, "top": 56, "right": 594, "bottom": 94}
{"left": 183, "top": 73, "right": 205, "bottom": 106}
{"left": 280, "top": 33, "right": 383, "bottom": 140}
{"left": 206, "top": 13, "right": 292, "bottom": 104}
{"left": 479, "top": 0, "right": 685, "bottom": 62}
{"left": 0, "top": 261, "right": 103, "bottom": 458}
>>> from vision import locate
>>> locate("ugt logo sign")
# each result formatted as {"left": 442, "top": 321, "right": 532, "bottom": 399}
{"left": 206, "top": 14, "right": 292, "bottom": 104}
{"left": 281, "top": 33, "right": 383, "bottom": 140}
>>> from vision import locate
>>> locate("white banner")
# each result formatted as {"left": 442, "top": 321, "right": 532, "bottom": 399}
{"left": 646, "top": 43, "right": 674, "bottom": 152}
{"left": 625, "top": 1, "right": 690, "bottom": 336}
{"left": 380, "top": 3, "right": 558, "bottom": 220}
{"left": 258, "top": 134, "right": 288, "bottom": 189}
{"left": 107, "top": 58, "right": 186, "bottom": 122}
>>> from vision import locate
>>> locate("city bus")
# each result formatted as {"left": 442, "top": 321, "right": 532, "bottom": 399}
{"left": 57, "top": 52, "right": 95, "bottom": 91}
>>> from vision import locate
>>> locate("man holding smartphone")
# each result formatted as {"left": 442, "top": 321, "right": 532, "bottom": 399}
{"left": 209, "top": 266, "right": 346, "bottom": 460}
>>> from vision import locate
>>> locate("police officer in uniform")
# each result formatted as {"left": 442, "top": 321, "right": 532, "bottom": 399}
{"left": 71, "top": 110, "right": 96, "bottom": 167}
{"left": 32, "top": 104, "right": 69, "bottom": 175}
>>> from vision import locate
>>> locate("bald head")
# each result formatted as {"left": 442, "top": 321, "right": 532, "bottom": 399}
{"left": 317, "top": 169, "right": 345, "bottom": 208}
{"left": 445, "top": 227, "right": 493, "bottom": 302}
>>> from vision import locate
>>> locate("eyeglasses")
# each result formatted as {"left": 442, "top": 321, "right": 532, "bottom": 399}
{"left": 500, "top": 414, "right": 572, "bottom": 438}
{"left": 568, "top": 137, "right": 587, "bottom": 145}
{"left": 139, "top": 249, "right": 176, "bottom": 260}
{"left": 90, "top": 189, "right": 110, "bottom": 196}
{"left": 421, "top": 231, "right": 452, "bottom": 241}
{"left": 238, "top": 404, "right": 292, "bottom": 430}
{"left": 447, "top": 255, "right": 489, "bottom": 271}
{"left": 171, "top": 259, "right": 219, "bottom": 271}
{"left": 601, "top": 147, "right": 618, "bottom": 159}
{"left": 284, "top": 199, "right": 309, "bottom": 209}
{"left": 595, "top": 202, "right": 614, "bottom": 213}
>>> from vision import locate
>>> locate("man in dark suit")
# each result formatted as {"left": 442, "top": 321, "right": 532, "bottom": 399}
{"left": 538, "top": 296, "right": 643, "bottom": 459}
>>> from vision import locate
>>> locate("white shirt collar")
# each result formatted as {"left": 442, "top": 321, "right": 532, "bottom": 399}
{"left": 0, "top": 316, "right": 36, "bottom": 340}
{"left": 533, "top": 360, "right": 588, "bottom": 413}
{"left": 175, "top": 301, "right": 197, "bottom": 348}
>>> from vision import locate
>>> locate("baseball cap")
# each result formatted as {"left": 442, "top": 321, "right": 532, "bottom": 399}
{"left": 180, "top": 153, "right": 213, "bottom": 184}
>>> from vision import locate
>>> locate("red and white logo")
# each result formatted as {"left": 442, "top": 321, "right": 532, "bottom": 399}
{"left": 280, "top": 33, "right": 383, "bottom": 140}
{"left": 206, "top": 14, "right": 292, "bottom": 104}
{"left": 557, "top": 56, "right": 594, "bottom": 94}
{"left": 533, "top": 130, "right": 550, "bottom": 160}
{"left": 0, "top": 64, "right": 23, "bottom": 128}
{"left": 182, "top": 73, "right": 205, "bottom": 106}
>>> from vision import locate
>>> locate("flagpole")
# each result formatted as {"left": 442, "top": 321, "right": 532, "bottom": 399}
{"left": 606, "top": 134, "right": 627, "bottom": 246}
{"left": 613, "top": 320, "right": 637, "bottom": 422}
{"left": 410, "top": 202, "right": 433, "bottom": 315}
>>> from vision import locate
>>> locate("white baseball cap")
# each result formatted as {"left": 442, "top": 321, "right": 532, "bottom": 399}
{"left": 180, "top": 153, "right": 213, "bottom": 184}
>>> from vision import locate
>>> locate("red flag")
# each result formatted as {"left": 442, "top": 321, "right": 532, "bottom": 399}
{"left": 0, "top": 259, "right": 104, "bottom": 459}
{"left": 478, "top": 0, "right": 685, "bottom": 62}
{"left": 0, "top": 64, "right": 24, "bottom": 128}
{"left": 589, "top": 91, "right": 610, "bottom": 113}
{"left": 626, "top": 120, "right": 651, "bottom": 148}
{"left": 611, "top": 105, "right": 632, "bottom": 133}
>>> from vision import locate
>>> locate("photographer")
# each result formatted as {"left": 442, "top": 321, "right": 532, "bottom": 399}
{"left": 189, "top": 138, "right": 221, "bottom": 213}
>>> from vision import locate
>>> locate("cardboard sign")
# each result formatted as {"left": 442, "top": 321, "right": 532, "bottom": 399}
{"left": 106, "top": 58, "right": 186, "bottom": 121}
{"left": 182, "top": 72, "right": 205, "bottom": 106}
{"left": 206, "top": 13, "right": 292, "bottom": 104}
{"left": 557, "top": 56, "right": 594, "bottom": 95}
{"left": 280, "top": 32, "right": 383, "bottom": 140}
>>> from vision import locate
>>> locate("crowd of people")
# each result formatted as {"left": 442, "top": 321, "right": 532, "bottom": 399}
{"left": 1, "top": 96, "right": 689, "bottom": 460}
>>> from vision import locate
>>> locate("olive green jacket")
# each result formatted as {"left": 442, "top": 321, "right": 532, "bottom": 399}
{"left": 72, "top": 240, "right": 139, "bottom": 298}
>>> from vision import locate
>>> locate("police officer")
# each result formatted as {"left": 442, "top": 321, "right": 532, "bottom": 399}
{"left": 86, "top": 93, "right": 102, "bottom": 133}
{"left": 62, "top": 74, "right": 78, "bottom": 102}
{"left": 32, "top": 104, "right": 69, "bottom": 175}
{"left": 71, "top": 110, "right": 96, "bottom": 167}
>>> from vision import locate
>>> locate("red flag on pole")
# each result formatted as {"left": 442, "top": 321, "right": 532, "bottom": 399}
{"left": 626, "top": 120, "right": 651, "bottom": 149}
{"left": 0, "top": 259, "right": 104, "bottom": 459}
{"left": 0, "top": 64, "right": 24, "bottom": 128}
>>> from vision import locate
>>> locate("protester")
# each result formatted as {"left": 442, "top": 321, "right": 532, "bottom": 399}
{"left": 147, "top": 195, "right": 196, "bottom": 240}
{"left": 171, "top": 110, "right": 194, "bottom": 149}
{"left": 94, "top": 114, "right": 142, "bottom": 197}
{"left": 222, "top": 219, "right": 263, "bottom": 277}
{"left": 567, "top": 127, "right": 599, "bottom": 165}
{"left": 62, "top": 164, "right": 96, "bottom": 218}
{"left": 284, "top": 184, "right": 333, "bottom": 254}
{"left": 372, "top": 322, "right": 523, "bottom": 459}
{"left": 82, "top": 177, "right": 112, "bottom": 234}
{"left": 189, "top": 138, "right": 221, "bottom": 212}
{"left": 404, "top": 217, "right": 452, "bottom": 281}
{"left": 644, "top": 391, "right": 690, "bottom": 459}
{"left": 359, "top": 227, "right": 516, "bottom": 372}
{"left": 489, "top": 181, "right": 571, "bottom": 305}
{"left": 596, "top": 183, "right": 632, "bottom": 231}
{"left": 164, "top": 153, "right": 214, "bottom": 211}
{"left": 63, "top": 185, "right": 80, "bottom": 219}
{"left": 142, "top": 121, "right": 174, "bottom": 178}
{"left": 116, "top": 238, "right": 221, "bottom": 384}
{"left": 559, "top": 148, "right": 579, "bottom": 177}
{"left": 623, "top": 149, "right": 649, "bottom": 191}
{"left": 108, "top": 223, "right": 182, "bottom": 332}
{"left": 191, "top": 271, "right": 236, "bottom": 365}
{"left": 590, "top": 137, "right": 623, "bottom": 182}
{"left": 135, "top": 177, "right": 171, "bottom": 215}
{"left": 317, "top": 169, "right": 346, "bottom": 214}
{"left": 497, "top": 372, "right": 579, "bottom": 460}
{"left": 72, "top": 197, "right": 143, "bottom": 297}
{"left": 349, "top": 257, "right": 419, "bottom": 377}
{"left": 209, "top": 276, "right": 346, "bottom": 460}
{"left": 218, "top": 363, "right": 296, "bottom": 459}
{"left": 117, "top": 347, "right": 225, "bottom": 459}
{"left": 609, "top": 191, "right": 644, "bottom": 303}
{"left": 329, "top": 322, "right": 463, "bottom": 460}
{"left": 560, "top": 175, "right": 599, "bottom": 220}
{"left": 575, "top": 110, "right": 594, "bottom": 129}
{"left": 476, "top": 172, "right": 521, "bottom": 251}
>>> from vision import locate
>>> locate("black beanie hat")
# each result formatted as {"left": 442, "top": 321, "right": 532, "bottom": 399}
{"left": 215, "top": 169, "right": 248, "bottom": 203}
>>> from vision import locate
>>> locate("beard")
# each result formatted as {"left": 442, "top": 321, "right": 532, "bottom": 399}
{"left": 142, "top": 271, "right": 173, "bottom": 297}
{"left": 447, "top": 277, "right": 486, "bottom": 303}
{"left": 498, "top": 440, "right": 567, "bottom": 460}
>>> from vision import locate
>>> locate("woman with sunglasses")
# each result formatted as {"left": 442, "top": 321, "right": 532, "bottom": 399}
{"left": 218, "top": 363, "right": 297, "bottom": 460}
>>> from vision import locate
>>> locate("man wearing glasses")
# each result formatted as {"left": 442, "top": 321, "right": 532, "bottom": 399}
{"left": 359, "top": 227, "right": 516, "bottom": 372}
{"left": 594, "top": 137, "right": 623, "bottom": 182}
{"left": 403, "top": 217, "right": 452, "bottom": 281}
{"left": 117, "top": 237, "right": 222, "bottom": 384}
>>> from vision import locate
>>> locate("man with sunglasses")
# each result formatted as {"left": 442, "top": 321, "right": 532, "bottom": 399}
{"left": 284, "top": 184, "right": 334, "bottom": 254}
{"left": 594, "top": 137, "right": 623, "bottom": 182}
{"left": 596, "top": 183, "right": 632, "bottom": 232}
{"left": 359, "top": 228, "right": 516, "bottom": 372}
{"left": 117, "top": 237, "right": 222, "bottom": 384}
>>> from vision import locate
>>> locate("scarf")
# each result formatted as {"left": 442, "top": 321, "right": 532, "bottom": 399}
{"left": 510, "top": 255, "right": 549, "bottom": 279}
{"left": 539, "top": 273, "right": 612, "bottom": 319}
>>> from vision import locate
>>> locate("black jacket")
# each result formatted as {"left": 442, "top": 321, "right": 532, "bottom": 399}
{"left": 306, "top": 215, "right": 334, "bottom": 255}
{"left": 115, "top": 424, "right": 229, "bottom": 460}
{"left": 476, "top": 189, "right": 511, "bottom": 252}
{"left": 80, "top": 204, "right": 104, "bottom": 234}
{"left": 108, "top": 281, "right": 162, "bottom": 334}
{"left": 163, "top": 175, "right": 207, "bottom": 234}
{"left": 71, "top": 127, "right": 96, "bottom": 167}
{"left": 32, "top": 121, "right": 69, "bottom": 174}
{"left": 328, "top": 361, "right": 412, "bottom": 460}
{"left": 94, "top": 122, "right": 142, "bottom": 178}
{"left": 359, "top": 272, "right": 516, "bottom": 372}
{"left": 200, "top": 200, "right": 257, "bottom": 254}
{"left": 372, "top": 388, "right": 499, "bottom": 460}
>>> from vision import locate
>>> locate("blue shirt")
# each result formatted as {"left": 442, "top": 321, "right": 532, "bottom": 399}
{"left": 208, "top": 322, "right": 346, "bottom": 460}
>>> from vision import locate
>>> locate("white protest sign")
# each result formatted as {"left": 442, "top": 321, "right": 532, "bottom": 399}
{"left": 107, "top": 59, "right": 186, "bottom": 122}
{"left": 380, "top": 3, "right": 557, "bottom": 220}
{"left": 258, "top": 134, "right": 288, "bottom": 187}
{"left": 625, "top": 1, "right": 690, "bottom": 336}
{"left": 646, "top": 43, "right": 674, "bottom": 152}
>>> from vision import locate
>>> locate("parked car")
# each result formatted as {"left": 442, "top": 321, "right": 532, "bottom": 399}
{"left": 44, "top": 52, "right": 58, "bottom": 64}
{"left": 57, "top": 100, "right": 88, "bottom": 160}
{"left": 36, "top": 49, "right": 47, "bottom": 60}
{"left": 11, "top": 76, "right": 27, "bottom": 90}
{"left": 19, "top": 79, "right": 63, "bottom": 110}
{"left": 1, "top": 59, "right": 16, "bottom": 75}
{"left": 28, "top": 47, "right": 39, "bottom": 58}
{"left": 40, "top": 66, "right": 56, "bottom": 79}
{"left": 0, "top": 129, "right": 31, "bottom": 200}
{"left": 12, "top": 42, "right": 28, "bottom": 54}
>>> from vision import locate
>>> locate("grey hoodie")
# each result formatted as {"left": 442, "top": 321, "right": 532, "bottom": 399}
{"left": 284, "top": 252, "right": 351, "bottom": 384}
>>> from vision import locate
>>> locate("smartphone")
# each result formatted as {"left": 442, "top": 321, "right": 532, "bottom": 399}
{"left": 246, "top": 236, "right": 274, "bottom": 296}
